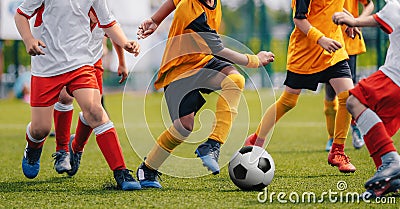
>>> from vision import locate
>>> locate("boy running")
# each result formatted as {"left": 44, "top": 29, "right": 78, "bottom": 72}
{"left": 333, "top": 0, "right": 400, "bottom": 198}
{"left": 15, "top": 0, "right": 141, "bottom": 190}
{"left": 245, "top": 0, "right": 356, "bottom": 173}
{"left": 136, "top": 0, "right": 274, "bottom": 188}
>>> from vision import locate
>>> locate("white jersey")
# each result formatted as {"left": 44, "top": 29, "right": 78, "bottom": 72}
{"left": 374, "top": 0, "right": 400, "bottom": 87}
{"left": 18, "top": 0, "right": 116, "bottom": 77}
{"left": 90, "top": 24, "right": 106, "bottom": 63}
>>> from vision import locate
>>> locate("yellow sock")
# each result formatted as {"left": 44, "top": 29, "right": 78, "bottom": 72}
{"left": 209, "top": 74, "right": 245, "bottom": 144}
{"left": 145, "top": 126, "right": 187, "bottom": 170}
{"left": 256, "top": 90, "right": 299, "bottom": 139}
{"left": 333, "top": 91, "right": 351, "bottom": 145}
{"left": 324, "top": 98, "right": 338, "bottom": 139}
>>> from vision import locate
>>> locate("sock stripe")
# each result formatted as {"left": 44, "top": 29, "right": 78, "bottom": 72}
{"left": 79, "top": 112, "right": 89, "bottom": 126}
{"left": 356, "top": 108, "right": 382, "bottom": 136}
{"left": 54, "top": 102, "right": 74, "bottom": 112}
{"left": 26, "top": 122, "right": 46, "bottom": 144}
{"left": 93, "top": 121, "right": 114, "bottom": 135}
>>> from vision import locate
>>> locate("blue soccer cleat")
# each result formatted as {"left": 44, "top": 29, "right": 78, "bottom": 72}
{"left": 365, "top": 157, "right": 400, "bottom": 189}
{"left": 52, "top": 150, "right": 71, "bottom": 174}
{"left": 325, "top": 138, "right": 333, "bottom": 152}
{"left": 22, "top": 144, "right": 43, "bottom": 179}
{"left": 195, "top": 139, "right": 220, "bottom": 175}
{"left": 136, "top": 162, "right": 162, "bottom": 188}
{"left": 351, "top": 124, "right": 365, "bottom": 149}
{"left": 361, "top": 178, "right": 400, "bottom": 199}
{"left": 114, "top": 169, "right": 141, "bottom": 191}
{"left": 67, "top": 134, "right": 82, "bottom": 177}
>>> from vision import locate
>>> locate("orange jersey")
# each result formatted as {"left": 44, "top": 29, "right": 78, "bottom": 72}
{"left": 287, "top": 0, "right": 348, "bottom": 74}
{"left": 341, "top": 0, "right": 370, "bottom": 55}
{"left": 154, "top": 0, "right": 222, "bottom": 89}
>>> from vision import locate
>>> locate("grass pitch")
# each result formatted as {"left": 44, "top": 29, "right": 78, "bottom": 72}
{"left": 0, "top": 90, "right": 399, "bottom": 208}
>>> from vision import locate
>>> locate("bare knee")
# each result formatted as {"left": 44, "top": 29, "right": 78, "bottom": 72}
{"left": 59, "top": 87, "right": 74, "bottom": 105}
{"left": 83, "top": 104, "right": 107, "bottom": 126}
{"left": 174, "top": 114, "right": 194, "bottom": 136}
{"left": 58, "top": 94, "right": 74, "bottom": 105}
{"left": 346, "top": 95, "right": 358, "bottom": 115}
{"left": 30, "top": 126, "right": 51, "bottom": 139}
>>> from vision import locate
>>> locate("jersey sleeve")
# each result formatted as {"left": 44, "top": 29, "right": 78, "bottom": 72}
{"left": 373, "top": 0, "right": 400, "bottom": 34}
{"left": 17, "top": 0, "right": 45, "bottom": 19}
{"left": 92, "top": 0, "right": 117, "bottom": 28}
{"left": 293, "top": 0, "right": 311, "bottom": 19}
{"left": 185, "top": 13, "right": 224, "bottom": 54}
{"left": 173, "top": 0, "right": 182, "bottom": 6}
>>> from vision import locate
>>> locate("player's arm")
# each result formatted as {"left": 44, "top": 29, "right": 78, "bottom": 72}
{"left": 332, "top": 13, "right": 378, "bottom": 28}
{"left": 92, "top": 0, "right": 140, "bottom": 56}
{"left": 111, "top": 40, "right": 128, "bottom": 84}
{"left": 14, "top": 1, "right": 46, "bottom": 56}
{"left": 137, "top": 0, "right": 176, "bottom": 39}
{"left": 186, "top": 14, "right": 274, "bottom": 67}
{"left": 346, "top": 1, "right": 375, "bottom": 38}
{"left": 360, "top": 0, "right": 374, "bottom": 17}
{"left": 293, "top": 0, "right": 342, "bottom": 53}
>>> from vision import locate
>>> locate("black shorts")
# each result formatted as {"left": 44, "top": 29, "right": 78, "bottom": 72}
{"left": 284, "top": 60, "right": 351, "bottom": 91}
{"left": 164, "top": 57, "right": 232, "bottom": 121}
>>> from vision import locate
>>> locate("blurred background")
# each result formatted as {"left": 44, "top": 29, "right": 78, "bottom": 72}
{"left": 0, "top": 0, "right": 389, "bottom": 100}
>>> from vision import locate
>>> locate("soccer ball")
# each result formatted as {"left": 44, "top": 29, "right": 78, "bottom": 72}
{"left": 228, "top": 146, "right": 275, "bottom": 191}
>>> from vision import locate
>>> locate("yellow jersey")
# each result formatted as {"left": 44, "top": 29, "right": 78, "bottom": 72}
{"left": 341, "top": 0, "right": 370, "bottom": 55}
{"left": 287, "top": 0, "right": 349, "bottom": 74}
{"left": 155, "top": 0, "right": 222, "bottom": 89}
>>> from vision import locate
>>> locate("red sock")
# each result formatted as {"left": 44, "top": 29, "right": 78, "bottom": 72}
{"left": 351, "top": 118, "right": 356, "bottom": 126}
{"left": 54, "top": 108, "right": 73, "bottom": 152}
{"left": 72, "top": 113, "right": 92, "bottom": 153}
{"left": 95, "top": 127, "right": 126, "bottom": 171}
{"left": 363, "top": 122, "right": 396, "bottom": 169}
{"left": 330, "top": 143, "right": 344, "bottom": 152}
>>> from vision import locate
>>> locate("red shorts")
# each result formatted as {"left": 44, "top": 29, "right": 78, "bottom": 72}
{"left": 94, "top": 59, "right": 104, "bottom": 94}
{"left": 350, "top": 70, "right": 400, "bottom": 136}
{"left": 30, "top": 66, "right": 99, "bottom": 107}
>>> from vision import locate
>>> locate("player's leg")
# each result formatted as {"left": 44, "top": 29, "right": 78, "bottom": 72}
{"left": 138, "top": 115, "right": 192, "bottom": 188}
{"left": 71, "top": 67, "right": 140, "bottom": 190}
{"left": 196, "top": 65, "right": 245, "bottom": 174}
{"left": 68, "top": 63, "right": 103, "bottom": 176}
{"left": 348, "top": 55, "right": 364, "bottom": 149}
{"left": 22, "top": 106, "right": 53, "bottom": 179}
{"left": 244, "top": 86, "right": 300, "bottom": 147}
{"left": 328, "top": 76, "right": 356, "bottom": 173}
{"left": 52, "top": 87, "right": 74, "bottom": 174}
{"left": 323, "top": 83, "right": 337, "bottom": 152}
{"left": 22, "top": 75, "right": 63, "bottom": 179}
{"left": 347, "top": 95, "right": 400, "bottom": 197}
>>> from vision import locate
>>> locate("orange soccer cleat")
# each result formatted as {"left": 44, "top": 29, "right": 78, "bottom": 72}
{"left": 328, "top": 148, "right": 356, "bottom": 173}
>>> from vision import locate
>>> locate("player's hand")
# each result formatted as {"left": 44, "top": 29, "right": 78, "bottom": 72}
{"left": 124, "top": 41, "right": 140, "bottom": 56}
{"left": 137, "top": 18, "right": 158, "bottom": 40}
{"left": 117, "top": 64, "right": 128, "bottom": 84}
{"left": 332, "top": 12, "right": 356, "bottom": 27}
{"left": 317, "top": 36, "right": 342, "bottom": 53}
{"left": 345, "top": 27, "right": 362, "bottom": 39}
{"left": 257, "top": 51, "right": 275, "bottom": 66}
{"left": 25, "top": 38, "right": 46, "bottom": 56}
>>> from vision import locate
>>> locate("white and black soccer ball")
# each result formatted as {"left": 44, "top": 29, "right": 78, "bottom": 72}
{"left": 228, "top": 146, "right": 275, "bottom": 191}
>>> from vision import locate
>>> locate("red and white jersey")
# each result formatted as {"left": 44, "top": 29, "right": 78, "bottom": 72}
{"left": 17, "top": 0, "right": 116, "bottom": 77}
{"left": 373, "top": 0, "right": 400, "bottom": 87}
{"left": 90, "top": 24, "right": 106, "bottom": 63}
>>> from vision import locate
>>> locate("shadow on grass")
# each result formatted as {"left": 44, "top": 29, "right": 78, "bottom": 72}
{"left": 0, "top": 176, "right": 73, "bottom": 192}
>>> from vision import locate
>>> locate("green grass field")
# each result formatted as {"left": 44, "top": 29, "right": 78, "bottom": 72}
{"left": 0, "top": 90, "right": 399, "bottom": 208}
